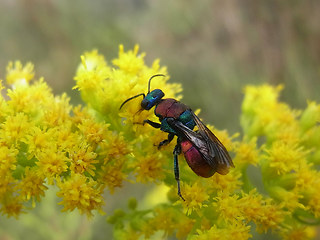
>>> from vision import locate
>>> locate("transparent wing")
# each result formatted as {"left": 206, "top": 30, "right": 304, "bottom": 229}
{"left": 167, "top": 113, "right": 234, "bottom": 175}
{"left": 191, "top": 111, "right": 234, "bottom": 174}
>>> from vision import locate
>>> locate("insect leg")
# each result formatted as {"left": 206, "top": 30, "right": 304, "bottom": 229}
{"left": 143, "top": 119, "right": 161, "bottom": 128}
{"left": 173, "top": 144, "right": 185, "bottom": 201}
{"left": 157, "top": 133, "right": 174, "bottom": 149}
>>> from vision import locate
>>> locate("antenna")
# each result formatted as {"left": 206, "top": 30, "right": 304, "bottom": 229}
{"left": 147, "top": 74, "right": 165, "bottom": 93}
{"left": 119, "top": 93, "right": 145, "bottom": 110}
{"left": 119, "top": 74, "right": 166, "bottom": 110}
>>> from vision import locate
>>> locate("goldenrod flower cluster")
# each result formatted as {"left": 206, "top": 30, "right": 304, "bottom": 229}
{"left": 0, "top": 45, "right": 319, "bottom": 239}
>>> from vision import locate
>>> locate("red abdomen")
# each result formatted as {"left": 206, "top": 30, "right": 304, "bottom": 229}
{"left": 180, "top": 140, "right": 215, "bottom": 178}
{"left": 155, "top": 99, "right": 189, "bottom": 119}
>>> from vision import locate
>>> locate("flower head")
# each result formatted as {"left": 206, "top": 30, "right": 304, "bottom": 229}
{"left": 264, "top": 141, "right": 308, "bottom": 175}
{"left": 69, "top": 142, "right": 98, "bottom": 176}
{"left": 36, "top": 146, "right": 69, "bottom": 184}
{"left": 17, "top": 167, "right": 47, "bottom": 207}
{"left": 180, "top": 181, "right": 209, "bottom": 215}
{"left": 57, "top": 173, "right": 104, "bottom": 217}
{"left": 5, "top": 61, "right": 34, "bottom": 86}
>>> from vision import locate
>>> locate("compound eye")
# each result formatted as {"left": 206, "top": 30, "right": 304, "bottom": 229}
{"left": 141, "top": 99, "right": 148, "bottom": 109}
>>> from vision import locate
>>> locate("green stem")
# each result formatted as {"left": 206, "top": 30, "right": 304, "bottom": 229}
{"left": 241, "top": 165, "right": 255, "bottom": 192}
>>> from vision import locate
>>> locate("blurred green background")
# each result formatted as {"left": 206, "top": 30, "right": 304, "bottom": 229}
{"left": 1, "top": 0, "right": 319, "bottom": 239}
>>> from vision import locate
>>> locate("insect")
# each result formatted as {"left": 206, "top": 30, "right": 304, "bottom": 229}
{"left": 120, "top": 74, "right": 234, "bottom": 200}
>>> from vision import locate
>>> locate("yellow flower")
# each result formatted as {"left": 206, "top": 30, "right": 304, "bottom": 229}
{"left": 208, "top": 169, "right": 242, "bottom": 194}
{"left": 242, "top": 84, "right": 283, "bottom": 114}
{"left": 5, "top": 61, "right": 34, "bottom": 86}
{"left": 233, "top": 137, "right": 260, "bottom": 166}
{"left": 214, "top": 189, "right": 286, "bottom": 233}
{"left": 240, "top": 190, "right": 285, "bottom": 233}
{"left": 274, "top": 124, "right": 301, "bottom": 145}
{"left": 72, "top": 105, "right": 91, "bottom": 124}
{"left": 226, "top": 223, "right": 252, "bottom": 240}
{"left": 0, "top": 146, "right": 18, "bottom": 176}
{"left": 265, "top": 141, "right": 308, "bottom": 175}
{"left": 133, "top": 153, "right": 166, "bottom": 183}
{"left": 53, "top": 125, "right": 79, "bottom": 151}
{"left": 36, "top": 146, "right": 69, "bottom": 184}
{"left": 74, "top": 49, "right": 109, "bottom": 92}
{"left": 213, "top": 192, "right": 244, "bottom": 222}
{"left": 180, "top": 181, "right": 209, "bottom": 215}
{"left": 0, "top": 196, "right": 23, "bottom": 218}
{"left": 101, "top": 133, "right": 131, "bottom": 162}
{"left": 241, "top": 84, "right": 300, "bottom": 143}
{"left": 100, "top": 163, "right": 127, "bottom": 194}
{"left": 69, "top": 142, "right": 98, "bottom": 176}
{"left": 57, "top": 173, "right": 104, "bottom": 217}
{"left": 280, "top": 225, "right": 316, "bottom": 240}
{"left": 22, "top": 126, "right": 54, "bottom": 159}
{"left": 192, "top": 223, "right": 251, "bottom": 240}
{"left": 0, "top": 175, "right": 16, "bottom": 200}
{"left": 7, "top": 78, "right": 53, "bottom": 117}
{"left": 294, "top": 162, "right": 318, "bottom": 190}
{"left": 42, "top": 93, "right": 72, "bottom": 127}
{"left": 0, "top": 113, "right": 33, "bottom": 145}
{"left": 74, "top": 50, "right": 111, "bottom": 115}
{"left": 308, "top": 192, "right": 320, "bottom": 218}
{"left": 17, "top": 167, "right": 47, "bottom": 207}
{"left": 77, "top": 118, "right": 110, "bottom": 146}
{"left": 112, "top": 44, "right": 146, "bottom": 75}
{"left": 241, "top": 85, "right": 283, "bottom": 135}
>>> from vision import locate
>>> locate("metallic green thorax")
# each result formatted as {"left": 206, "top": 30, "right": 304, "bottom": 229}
{"left": 160, "top": 110, "right": 196, "bottom": 134}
